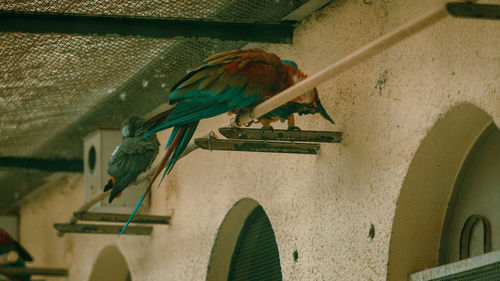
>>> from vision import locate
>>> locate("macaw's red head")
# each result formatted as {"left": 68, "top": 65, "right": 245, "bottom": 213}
{"left": 281, "top": 60, "right": 335, "bottom": 124}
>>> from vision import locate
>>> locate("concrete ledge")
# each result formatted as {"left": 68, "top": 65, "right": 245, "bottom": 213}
{"left": 410, "top": 250, "right": 500, "bottom": 281}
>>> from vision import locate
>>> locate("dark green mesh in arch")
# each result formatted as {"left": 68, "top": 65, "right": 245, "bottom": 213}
{"left": 228, "top": 206, "right": 282, "bottom": 281}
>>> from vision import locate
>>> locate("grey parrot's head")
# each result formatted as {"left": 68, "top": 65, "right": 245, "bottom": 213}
{"left": 121, "top": 116, "right": 146, "bottom": 137}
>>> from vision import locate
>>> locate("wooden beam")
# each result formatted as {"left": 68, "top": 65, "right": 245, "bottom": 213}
{"left": 0, "top": 266, "right": 67, "bottom": 276}
{"left": 74, "top": 212, "right": 170, "bottom": 224}
{"left": 218, "top": 127, "right": 342, "bottom": 143}
{"left": 195, "top": 138, "right": 319, "bottom": 154}
{"left": 53, "top": 223, "right": 152, "bottom": 235}
{"left": 0, "top": 11, "right": 296, "bottom": 43}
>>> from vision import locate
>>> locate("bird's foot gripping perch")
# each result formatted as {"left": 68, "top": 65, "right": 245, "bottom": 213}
{"left": 260, "top": 126, "right": 274, "bottom": 133}
{"left": 232, "top": 110, "right": 256, "bottom": 128}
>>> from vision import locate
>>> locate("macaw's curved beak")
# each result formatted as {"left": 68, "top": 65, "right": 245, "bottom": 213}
{"left": 316, "top": 98, "right": 335, "bottom": 124}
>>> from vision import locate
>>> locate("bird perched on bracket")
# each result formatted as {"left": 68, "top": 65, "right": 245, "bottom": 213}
{"left": 118, "top": 48, "right": 334, "bottom": 234}
{"left": 104, "top": 116, "right": 160, "bottom": 203}
{"left": 243, "top": 59, "right": 334, "bottom": 130}
{"left": 0, "top": 228, "right": 33, "bottom": 281}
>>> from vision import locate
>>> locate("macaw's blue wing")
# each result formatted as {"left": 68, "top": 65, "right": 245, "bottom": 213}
{"left": 144, "top": 49, "right": 288, "bottom": 137}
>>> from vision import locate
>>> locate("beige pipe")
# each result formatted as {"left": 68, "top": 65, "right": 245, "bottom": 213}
{"left": 233, "top": 3, "right": 453, "bottom": 126}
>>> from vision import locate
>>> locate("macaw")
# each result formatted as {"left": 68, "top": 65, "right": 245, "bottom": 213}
{"left": 0, "top": 228, "right": 33, "bottom": 281}
{"left": 104, "top": 116, "right": 160, "bottom": 203}
{"left": 241, "top": 60, "right": 334, "bottom": 130}
{"left": 119, "top": 48, "right": 335, "bottom": 234}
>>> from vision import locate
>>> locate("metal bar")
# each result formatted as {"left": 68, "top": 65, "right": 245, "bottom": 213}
{"left": 0, "top": 266, "right": 68, "bottom": 276}
{"left": 74, "top": 212, "right": 170, "bottom": 224}
{"left": 53, "top": 223, "right": 152, "bottom": 235}
{"left": 0, "top": 279, "right": 45, "bottom": 281}
{"left": 234, "top": 2, "right": 456, "bottom": 126}
{"left": 0, "top": 156, "right": 82, "bottom": 172}
{"left": 446, "top": 3, "right": 500, "bottom": 20}
{"left": 218, "top": 127, "right": 342, "bottom": 143}
{"left": 0, "top": 11, "right": 296, "bottom": 43}
{"left": 194, "top": 138, "right": 319, "bottom": 154}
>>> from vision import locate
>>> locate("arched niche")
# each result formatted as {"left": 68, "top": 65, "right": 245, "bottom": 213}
{"left": 387, "top": 103, "right": 494, "bottom": 280}
{"left": 439, "top": 123, "right": 500, "bottom": 263}
{"left": 206, "top": 198, "right": 282, "bottom": 281}
{"left": 88, "top": 245, "right": 132, "bottom": 281}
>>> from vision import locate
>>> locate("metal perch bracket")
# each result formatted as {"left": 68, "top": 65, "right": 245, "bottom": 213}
{"left": 446, "top": 2, "right": 500, "bottom": 20}
{"left": 53, "top": 212, "right": 170, "bottom": 236}
{"left": 194, "top": 127, "right": 342, "bottom": 155}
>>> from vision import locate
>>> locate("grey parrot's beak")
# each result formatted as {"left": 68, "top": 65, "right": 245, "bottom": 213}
{"left": 109, "top": 190, "right": 119, "bottom": 203}
{"left": 316, "top": 98, "right": 335, "bottom": 124}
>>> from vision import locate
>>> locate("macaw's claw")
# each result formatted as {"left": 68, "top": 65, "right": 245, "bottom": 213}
{"left": 261, "top": 125, "right": 274, "bottom": 132}
{"left": 288, "top": 126, "right": 301, "bottom": 132}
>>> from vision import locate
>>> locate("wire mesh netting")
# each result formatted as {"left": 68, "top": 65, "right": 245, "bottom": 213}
{"left": 0, "top": 0, "right": 308, "bottom": 158}
{"left": 0, "top": 0, "right": 308, "bottom": 20}
{"left": 0, "top": 0, "right": 311, "bottom": 209}
{"left": 0, "top": 33, "right": 174, "bottom": 157}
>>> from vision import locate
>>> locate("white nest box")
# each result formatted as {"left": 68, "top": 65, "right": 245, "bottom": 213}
{"left": 84, "top": 129, "right": 149, "bottom": 213}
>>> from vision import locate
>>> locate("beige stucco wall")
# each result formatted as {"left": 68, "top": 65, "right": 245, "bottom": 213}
{"left": 17, "top": 0, "right": 499, "bottom": 280}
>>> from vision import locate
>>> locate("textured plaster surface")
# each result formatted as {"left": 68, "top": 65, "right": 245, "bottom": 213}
{"left": 18, "top": 0, "right": 500, "bottom": 280}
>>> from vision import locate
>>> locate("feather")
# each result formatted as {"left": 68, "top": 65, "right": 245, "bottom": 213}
{"left": 120, "top": 48, "right": 336, "bottom": 234}
{"left": 120, "top": 125, "right": 187, "bottom": 236}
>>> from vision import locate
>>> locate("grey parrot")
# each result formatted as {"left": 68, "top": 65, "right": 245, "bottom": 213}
{"left": 103, "top": 116, "right": 160, "bottom": 203}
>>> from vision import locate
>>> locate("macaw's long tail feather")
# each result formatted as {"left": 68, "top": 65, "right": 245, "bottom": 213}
{"left": 119, "top": 124, "right": 192, "bottom": 236}
{"left": 164, "top": 122, "right": 198, "bottom": 177}
{"left": 144, "top": 108, "right": 175, "bottom": 130}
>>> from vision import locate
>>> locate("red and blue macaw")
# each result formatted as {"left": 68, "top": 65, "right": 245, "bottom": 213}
{"left": 0, "top": 228, "right": 33, "bottom": 281}
{"left": 120, "top": 48, "right": 334, "bottom": 234}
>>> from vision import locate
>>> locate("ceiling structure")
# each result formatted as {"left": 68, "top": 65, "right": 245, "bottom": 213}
{"left": 0, "top": 0, "right": 331, "bottom": 211}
